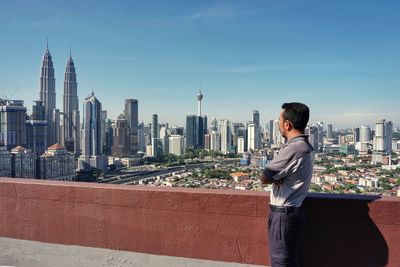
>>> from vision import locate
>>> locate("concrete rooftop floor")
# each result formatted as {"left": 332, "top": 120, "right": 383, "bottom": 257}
{"left": 0, "top": 237, "right": 265, "bottom": 267}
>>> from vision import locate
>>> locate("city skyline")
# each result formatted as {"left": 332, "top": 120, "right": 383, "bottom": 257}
{"left": 1, "top": 1, "right": 400, "bottom": 128}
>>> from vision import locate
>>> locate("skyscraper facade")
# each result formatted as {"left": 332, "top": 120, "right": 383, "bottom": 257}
{"left": 210, "top": 117, "right": 218, "bottom": 132}
{"left": 100, "top": 110, "right": 107, "bottom": 154}
{"left": 197, "top": 116, "right": 207, "bottom": 148}
{"left": 169, "top": 135, "right": 185, "bottom": 156}
{"left": 159, "top": 125, "right": 168, "bottom": 154}
{"left": 237, "top": 137, "right": 245, "bottom": 154}
{"left": 185, "top": 115, "right": 207, "bottom": 149}
{"left": 317, "top": 122, "right": 324, "bottom": 147}
{"left": 62, "top": 54, "right": 79, "bottom": 153}
{"left": 210, "top": 130, "right": 221, "bottom": 152}
{"left": 78, "top": 92, "right": 107, "bottom": 171}
{"left": 186, "top": 115, "right": 196, "bottom": 149}
{"left": 111, "top": 114, "right": 131, "bottom": 158}
{"left": 39, "top": 46, "right": 57, "bottom": 146}
{"left": 372, "top": 120, "right": 393, "bottom": 164}
{"left": 0, "top": 99, "right": 27, "bottom": 150}
{"left": 272, "top": 119, "right": 284, "bottom": 146}
{"left": 151, "top": 114, "right": 159, "bottom": 141}
{"left": 309, "top": 126, "right": 318, "bottom": 151}
{"left": 252, "top": 110, "right": 260, "bottom": 128}
{"left": 327, "top": 124, "right": 333, "bottom": 139}
{"left": 124, "top": 99, "right": 138, "bottom": 153}
{"left": 219, "top": 119, "right": 231, "bottom": 154}
{"left": 353, "top": 127, "right": 360, "bottom": 143}
{"left": 267, "top": 119, "right": 274, "bottom": 145}
{"left": 26, "top": 101, "right": 47, "bottom": 156}
{"left": 360, "top": 125, "right": 372, "bottom": 142}
{"left": 247, "top": 123, "right": 260, "bottom": 150}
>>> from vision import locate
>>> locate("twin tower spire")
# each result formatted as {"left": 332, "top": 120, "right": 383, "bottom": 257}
{"left": 38, "top": 42, "right": 80, "bottom": 153}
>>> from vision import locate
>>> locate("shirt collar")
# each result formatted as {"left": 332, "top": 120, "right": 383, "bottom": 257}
{"left": 285, "top": 134, "right": 309, "bottom": 146}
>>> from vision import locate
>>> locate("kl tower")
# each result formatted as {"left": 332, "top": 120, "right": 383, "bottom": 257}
{"left": 197, "top": 81, "right": 203, "bottom": 116}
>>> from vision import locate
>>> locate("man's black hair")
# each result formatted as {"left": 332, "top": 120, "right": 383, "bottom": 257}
{"left": 281, "top": 102, "right": 309, "bottom": 132}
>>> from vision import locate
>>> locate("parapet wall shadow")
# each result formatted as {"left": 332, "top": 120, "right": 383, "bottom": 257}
{"left": 303, "top": 193, "right": 388, "bottom": 267}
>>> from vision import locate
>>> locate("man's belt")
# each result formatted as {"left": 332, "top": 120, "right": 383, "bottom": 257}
{"left": 269, "top": 204, "right": 301, "bottom": 214}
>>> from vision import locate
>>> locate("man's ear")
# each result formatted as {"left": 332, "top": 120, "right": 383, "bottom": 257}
{"left": 284, "top": 120, "right": 291, "bottom": 130}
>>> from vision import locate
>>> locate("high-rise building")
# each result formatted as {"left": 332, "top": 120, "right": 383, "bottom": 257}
{"left": 171, "top": 126, "right": 184, "bottom": 136}
{"left": 247, "top": 123, "right": 260, "bottom": 150}
{"left": 151, "top": 114, "right": 159, "bottom": 141}
{"left": 267, "top": 119, "right": 274, "bottom": 145}
{"left": 327, "top": 124, "right": 333, "bottom": 139}
{"left": 152, "top": 138, "right": 163, "bottom": 157}
{"left": 353, "top": 127, "right": 360, "bottom": 143}
{"left": 169, "top": 135, "right": 185, "bottom": 156}
{"left": 62, "top": 53, "right": 79, "bottom": 153}
{"left": 11, "top": 146, "right": 37, "bottom": 178}
{"left": 39, "top": 45, "right": 57, "bottom": 147}
{"left": 372, "top": 120, "right": 393, "bottom": 164}
{"left": 144, "top": 124, "right": 152, "bottom": 147}
{"left": 137, "top": 122, "right": 146, "bottom": 152}
{"left": 78, "top": 92, "right": 107, "bottom": 171}
{"left": 231, "top": 123, "right": 240, "bottom": 152}
{"left": 237, "top": 126, "right": 247, "bottom": 152}
{"left": 111, "top": 114, "right": 130, "bottom": 158}
{"left": 198, "top": 116, "right": 207, "bottom": 148}
{"left": 32, "top": 100, "right": 45, "bottom": 120}
{"left": 309, "top": 126, "right": 318, "bottom": 151}
{"left": 72, "top": 110, "right": 80, "bottom": 153}
{"left": 100, "top": 110, "right": 107, "bottom": 154}
{"left": 317, "top": 122, "right": 324, "bottom": 146}
{"left": 237, "top": 137, "right": 245, "bottom": 154}
{"left": 219, "top": 119, "right": 231, "bottom": 154}
{"left": 210, "top": 117, "right": 218, "bottom": 132}
{"left": 252, "top": 110, "right": 260, "bottom": 128}
{"left": 104, "top": 119, "right": 113, "bottom": 155}
{"left": 124, "top": 99, "right": 138, "bottom": 153}
{"left": 272, "top": 119, "right": 284, "bottom": 146}
{"left": 251, "top": 111, "right": 261, "bottom": 149}
{"left": 159, "top": 125, "right": 168, "bottom": 154}
{"left": 185, "top": 115, "right": 196, "bottom": 149}
{"left": 386, "top": 121, "right": 393, "bottom": 153}
{"left": 360, "top": 126, "right": 371, "bottom": 142}
{"left": 53, "top": 108, "right": 61, "bottom": 145}
{"left": 210, "top": 130, "right": 221, "bottom": 151}
{"left": 185, "top": 115, "right": 207, "bottom": 149}
{"left": 26, "top": 100, "right": 47, "bottom": 155}
{"left": 0, "top": 99, "right": 27, "bottom": 150}
{"left": 39, "top": 143, "right": 75, "bottom": 180}
{"left": 26, "top": 120, "right": 47, "bottom": 156}
{"left": 204, "top": 133, "right": 211, "bottom": 151}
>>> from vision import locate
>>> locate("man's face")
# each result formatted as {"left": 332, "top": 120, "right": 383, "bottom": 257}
{"left": 279, "top": 111, "right": 287, "bottom": 138}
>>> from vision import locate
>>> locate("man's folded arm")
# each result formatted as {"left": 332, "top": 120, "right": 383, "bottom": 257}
{"left": 260, "top": 149, "right": 295, "bottom": 184}
{"left": 260, "top": 170, "right": 275, "bottom": 184}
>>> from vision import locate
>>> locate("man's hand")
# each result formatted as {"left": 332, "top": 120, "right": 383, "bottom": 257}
{"left": 260, "top": 172, "right": 284, "bottom": 185}
{"left": 260, "top": 172, "right": 272, "bottom": 184}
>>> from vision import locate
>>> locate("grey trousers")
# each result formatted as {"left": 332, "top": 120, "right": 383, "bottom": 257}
{"left": 268, "top": 208, "right": 306, "bottom": 267}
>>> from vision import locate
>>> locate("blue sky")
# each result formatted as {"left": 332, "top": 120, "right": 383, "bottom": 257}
{"left": 0, "top": 0, "right": 399, "bottom": 129}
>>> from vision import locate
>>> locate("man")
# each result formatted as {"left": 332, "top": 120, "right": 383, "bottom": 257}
{"left": 260, "top": 102, "right": 314, "bottom": 267}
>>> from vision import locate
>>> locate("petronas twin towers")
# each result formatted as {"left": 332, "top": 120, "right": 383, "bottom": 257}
{"left": 38, "top": 44, "right": 80, "bottom": 153}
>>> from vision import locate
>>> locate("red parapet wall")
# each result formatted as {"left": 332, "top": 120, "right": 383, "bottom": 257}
{"left": 0, "top": 178, "right": 399, "bottom": 267}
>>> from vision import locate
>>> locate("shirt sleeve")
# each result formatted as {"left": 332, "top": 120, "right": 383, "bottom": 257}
{"left": 262, "top": 147, "right": 295, "bottom": 181}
